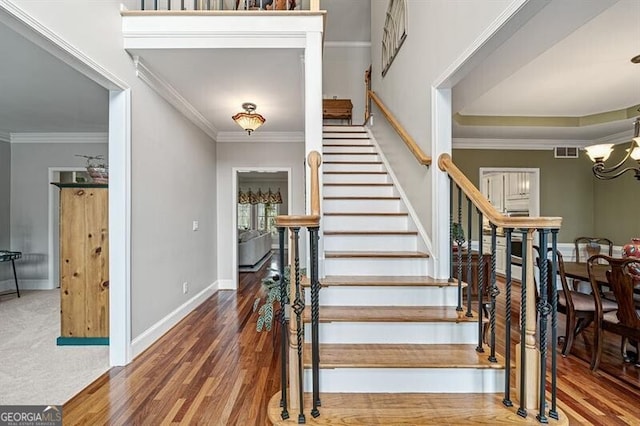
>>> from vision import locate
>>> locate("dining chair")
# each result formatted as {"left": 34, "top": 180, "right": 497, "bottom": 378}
{"left": 574, "top": 237, "right": 614, "bottom": 295}
{"left": 542, "top": 250, "right": 617, "bottom": 357}
{"left": 588, "top": 255, "right": 640, "bottom": 372}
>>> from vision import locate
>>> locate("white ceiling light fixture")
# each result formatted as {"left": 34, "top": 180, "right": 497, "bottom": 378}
{"left": 232, "top": 102, "right": 265, "bottom": 135}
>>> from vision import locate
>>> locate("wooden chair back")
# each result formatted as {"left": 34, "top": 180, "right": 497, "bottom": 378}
{"left": 575, "top": 237, "right": 613, "bottom": 263}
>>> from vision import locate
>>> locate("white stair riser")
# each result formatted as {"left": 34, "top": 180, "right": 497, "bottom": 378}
{"left": 323, "top": 173, "right": 389, "bottom": 184}
{"left": 307, "top": 285, "right": 455, "bottom": 306}
{"left": 324, "top": 215, "right": 408, "bottom": 231}
{"left": 323, "top": 199, "right": 402, "bottom": 213}
{"left": 324, "top": 234, "right": 417, "bottom": 251}
{"left": 323, "top": 133, "right": 370, "bottom": 140}
{"left": 323, "top": 126, "right": 365, "bottom": 132}
{"left": 303, "top": 322, "right": 479, "bottom": 344}
{"left": 304, "top": 368, "right": 505, "bottom": 393}
{"left": 323, "top": 185, "right": 395, "bottom": 197}
{"left": 323, "top": 145, "right": 375, "bottom": 153}
{"left": 323, "top": 163, "right": 384, "bottom": 172}
{"left": 324, "top": 258, "right": 428, "bottom": 276}
{"left": 323, "top": 154, "right": 380, "bottom": 163}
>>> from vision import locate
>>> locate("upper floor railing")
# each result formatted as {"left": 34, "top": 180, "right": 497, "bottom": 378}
{"left": 136, "top": 0, "right": 319, "bottom": 11}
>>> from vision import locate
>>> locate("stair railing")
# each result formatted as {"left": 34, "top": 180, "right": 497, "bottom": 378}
{"left": 274, "top": 151, "right": 322, "bottom": 423}
{"left": 439, "top": 153, "right": 563, "bottom": 422}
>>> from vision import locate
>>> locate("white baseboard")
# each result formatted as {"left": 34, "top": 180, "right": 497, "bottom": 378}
{"left": 131, "top": 281, "right": 219, "bottom": 359}
{"left": 218, "top": 279, "right": 236, "bottom": 290}
{"left": 0, "top": 279, "right": 54, "bottom": 292}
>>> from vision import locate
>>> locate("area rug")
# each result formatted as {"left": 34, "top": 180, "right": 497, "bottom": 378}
{"left": 0, "top": 290, "right": 109, "bottom": 405}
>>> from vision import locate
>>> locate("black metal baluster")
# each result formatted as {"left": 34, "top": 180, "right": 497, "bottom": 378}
{"left": 537, "top": 229, "right": 550, "bottom": 424}
{"left": 449, "top": 179, "right": 454, "bottom": 283}
{"left": 517, "top": 229, "right": 528, "bottom": 418}
{"left": 488, "top": 224, "right": 499, "bottom": 363}
{"left": 290, "top": 228, "right": 306, "bottom": 424}
{"left": 154, "top": 0, "right": 158, "bottom": 10}
{"left": 549, "top": 229, "right": 559, "bottom": 420}
{"left": 465, "top": 196, "right": 473, "bottom": 318}
{"left": 503, "top": 228, "right": 513, "bottom": 407}
{"left": 456, "top": 186, "right": 464, "bottom": 312}
{"left": 309, "top": 226, "right": 321, "bottom": 418}
{"left": 476, "top": 209, "right": 484, "bottom": 353}
{"left": 181, "top": 0, "right": 185, "bottom": 10}
{"left": 278, "top": 227, "right": 289, "bottom": 420}
{"left": 141, "top": 0, "right": 145, "bottom": 10}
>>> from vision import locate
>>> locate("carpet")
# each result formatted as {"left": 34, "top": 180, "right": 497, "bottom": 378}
{"left": 0, "top": 290, "right": 109, "bottom": 405}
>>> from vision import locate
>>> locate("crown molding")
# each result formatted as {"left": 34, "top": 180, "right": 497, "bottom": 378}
{"left": 216, "top": 131, "right": 304, "bottom": 143}
{"left": 453, "top": 137, "right": 587, "bottom": 150}
{"left": 10, "top": 133, "right": 108, "bottom": 144}
{"left": 324, "top": 41, "right": 371, "bottom": 48}
{"left": 0, "top": 0, "right": 127, "bottom": 90}
{"left": 0, "top": 131, "right": 10, "bottom": 143}
{"left": 132, "top": 56, "right": 218, "bottom": 141}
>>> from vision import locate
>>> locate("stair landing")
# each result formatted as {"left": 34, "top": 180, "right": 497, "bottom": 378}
{"left": 268, "top": 392, "right": 569, "bottom": 425}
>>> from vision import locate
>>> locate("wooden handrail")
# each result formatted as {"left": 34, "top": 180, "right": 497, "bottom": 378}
{"left": 438, "top": 153, "right": 562, "bottom": 229}
{"left": 275, "top": 150, "right": 321, "bottom": 228}
{"left": 367, "top": 90, "right": 431, "bottom": 167}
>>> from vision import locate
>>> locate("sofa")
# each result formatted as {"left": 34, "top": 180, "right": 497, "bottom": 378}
{"left": 238, "top": 229, "right": 272, "bottom": 267}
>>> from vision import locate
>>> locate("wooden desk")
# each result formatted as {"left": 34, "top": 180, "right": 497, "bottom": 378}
{"left": 323, "top": 99, "right": 353, "bottom": 124}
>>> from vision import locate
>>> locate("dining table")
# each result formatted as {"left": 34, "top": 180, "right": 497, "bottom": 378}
{"left": 562, "top": 261, "right": 610, "bottom": 286}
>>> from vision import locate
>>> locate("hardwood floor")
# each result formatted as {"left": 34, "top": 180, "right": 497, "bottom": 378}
{"left": 64, "top": 258, "right": 640, "bottom": 425}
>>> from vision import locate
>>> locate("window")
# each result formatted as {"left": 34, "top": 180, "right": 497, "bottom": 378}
{"left": 237, "top": 204, "right": 251, "bottom": 229}
{"left": 258, "top": 203, "right": 279, "bottom": 235}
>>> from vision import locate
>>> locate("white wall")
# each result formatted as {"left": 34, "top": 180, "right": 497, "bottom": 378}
{"left": 369, "top": 0, "right": 513, "bottom": 236}
{"left": 0, "top": 141, "right": 10, "bottom": 281}
{"left": 217, "top": 141, "right": 305, "bottom": 286}
{"left": 323, "top": 45, "right": 371, "bottom": 126}
{"left": 10, "top": 141, "right": 108, "bottom": 285}
{"left": 11, "top": 0, "right": 219, "bottom": 340}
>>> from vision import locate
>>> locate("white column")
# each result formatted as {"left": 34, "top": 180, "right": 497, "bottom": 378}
{"left": 431, "top": 87, "right": 452, "bottom": 279}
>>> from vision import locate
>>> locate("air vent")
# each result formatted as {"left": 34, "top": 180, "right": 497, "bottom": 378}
{"left": 554, "top": 147, "right": 579, "bottom": 158}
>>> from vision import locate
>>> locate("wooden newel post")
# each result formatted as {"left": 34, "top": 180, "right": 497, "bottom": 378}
{"left": 307, "top": 151, "right": 322, "bottom": 217}
{"left": 516, "top": 228, "right": 540, "bottom": 410}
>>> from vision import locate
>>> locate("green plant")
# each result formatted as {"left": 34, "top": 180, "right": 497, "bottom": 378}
{"left": 253, "top": 265, "right": 305, "bottom": 332}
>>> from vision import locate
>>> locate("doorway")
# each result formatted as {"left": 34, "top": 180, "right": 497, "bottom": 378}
{"left": 232, "top": 168, "right": 291, "bottom": 289}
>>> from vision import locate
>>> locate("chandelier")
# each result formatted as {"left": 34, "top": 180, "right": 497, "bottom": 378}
{"left": 584, "top": 117, "right": 640, "bottom": 181}
{"left": 232, "top": 102, "right": 265, "bottom": 135}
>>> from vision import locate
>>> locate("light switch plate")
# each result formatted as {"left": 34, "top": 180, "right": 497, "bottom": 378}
{"left": 192, "top": 220, "right": 199, "bottom": 231}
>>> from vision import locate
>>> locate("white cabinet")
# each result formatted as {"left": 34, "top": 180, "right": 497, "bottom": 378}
{"left": 505, "top": 172, "right": 530, "bottom": 201}
{"left": 484, "top": 174, "right": 504, "bottom": 213}
{"left": 482, "top": 235, "right": 507, "bottom": 275}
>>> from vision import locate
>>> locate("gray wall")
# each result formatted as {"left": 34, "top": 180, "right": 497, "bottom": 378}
{"left": 369, "top": 0, "right": 513, "bottom": 238}
{"left": 451, "top": 148, "right": 640, "bottom": 246}
{"left": 323, "top": 46, "right": 371, "bottom": 126}
{"left": 14, "top": 0, "right": 219, "bottom": 340}
{"left": 217, "top": 141, "right": 305, "bottom": 285}
{"left": 0, "top": 141, "right": 10, "bottom": 281}
{"left": 10, "top": 142, "right": 108, "bottom": 283}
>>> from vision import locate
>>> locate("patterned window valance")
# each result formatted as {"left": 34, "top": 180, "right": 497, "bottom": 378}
{"left": 238, "top": 188, "right": 282, "bottom": 204}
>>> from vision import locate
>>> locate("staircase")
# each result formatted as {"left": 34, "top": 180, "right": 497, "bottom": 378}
{"left": 268, "top": 126, "right": 566, "bottom": 424}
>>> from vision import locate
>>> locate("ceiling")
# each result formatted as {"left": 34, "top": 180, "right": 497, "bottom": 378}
{"left": 0, "top": 0, "right": 637, "bottom": 146}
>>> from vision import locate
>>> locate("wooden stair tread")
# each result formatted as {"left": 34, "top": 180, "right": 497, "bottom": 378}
{"left": 325, "top": 251, "right": 429, "bottom": 258}
{"left": 303, "top": 306, "right": 480, "bottom": 323}
{"left": 268, "top": 392, "right": 569, "bottom": 425}
{"left": 323, "top": 152, "right": 378, "bottom": 155}
{"left": 320, "top": 275, "right": 452, "bottom": 286}
{"left": 324, "top": 196, "right": 400, "bottom": 200}
{"left": 323, "top": 183, "right": 393, "bottom": 187}
{"left": 324, "top": 171, "right": 388, "bottom": 175}
{"left": 323, "top": 161, "right": 382, "bottom": 164}
{"left": 303, "top": 343, "right": 505, "bottom": 369}
{"left": 324, "top": 212, "right": 407, "bottom": 216}
{"left": 323, "top": 231, "right": 417, "bottom": 235}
